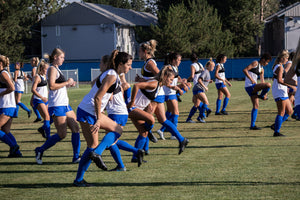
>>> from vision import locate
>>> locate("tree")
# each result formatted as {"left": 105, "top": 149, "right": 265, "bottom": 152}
{"left": 84, "top": 0, "right": 131, "bottom": 9}
{"left": 279, "top": 0, "right": 299, "bottom": 9}
{"left": 0, "top": 0, "right": 36, "bottom": 62}
{"left": 32, "top": 0, "right": 68, "bottom": 22}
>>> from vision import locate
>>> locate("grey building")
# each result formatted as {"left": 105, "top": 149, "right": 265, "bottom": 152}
{"left": 263, "top": 2, "right": 300, "bottom": 55}
{"left": 41, "top": 2, "right": 157, "bottom": 60}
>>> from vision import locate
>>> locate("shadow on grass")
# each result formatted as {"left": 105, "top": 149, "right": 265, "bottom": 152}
{"left": 1, "top": 181, "right": 300, "bottom": 188}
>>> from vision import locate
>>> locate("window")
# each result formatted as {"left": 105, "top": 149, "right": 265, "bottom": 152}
{"left": 56, "top": 26, "right": 60, "bottom": 36}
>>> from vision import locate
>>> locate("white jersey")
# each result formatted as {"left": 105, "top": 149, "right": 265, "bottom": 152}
{"left": 192, "top": 62, "right": 204, "bottom": 86}
{"left": 47, "top": 66, "right": 69, "bottom": 107}
{"left": 141, "top": 58, "right": 157, "bottom": 80}
{"left": 134, "top": 80, "right": 161, "bottom": 110}
{"left": 33, "top": 75, "right": 48, "bottom": 100}
{"left": 79, "top": 69, "right": 120, "bottom": 116}
{"left": 245, "top": 61, "right": 263, "bottom": 87}
{"left": 106, "top": 85, "right": 128, "bottom": 115}
{"left": 164, "top": 65, "right": 178, "bottom": 96}
{"left": 272, "top": 64, "right": 288, "bottom": 99}
{"left": 215, "top": 63, "right": 226, "bottom": 84}
{"left": 0, "top": 70, "right": 16, "bottom": 108}
{"left": 14, "top": 70, "right": 25, "bottom": 92}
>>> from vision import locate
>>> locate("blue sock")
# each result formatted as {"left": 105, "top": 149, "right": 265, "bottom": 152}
{"left": 282, "top": 113, "right": 289, "bottom": 122}
{"left": 7, "top": 132, "right": 21, "bottom": 155}
{"left": 198, "top": 102, "right": 204, "bottom": 116}
{"left": 15, "top": 105, "right": 19, "bottom": 117}
{"left": 109, "top": 144, "right": 125, "bottom": 168}
{"left": 38, "top": 133, "right": 61, "bottom": 152}
{"left": 33, "top": 107, "right": 42, "bottom": 119}
{"left": 43, "top": 120, "right": 51, "bottom": 138}
{"left": 144, "top": 136, "right": 149, "bottom": 152}
{"left": 251, "top": 108, "right": 258, "bottom": 127}
{"left": 72, "top": 132, "right": 81, "bottom": 159}
{"left": 274, "top": 115, "right": 283, "bottom": 133}
{"left": 133, "top": 135, "right": 147, "bottom": 159}
{"left": 216, "top": 99, "right": 221, "bottom": 113}
{"left": 221, "top": 97, "right": 229, "bottom": 112}
{"left": 124, "top": 87, "right": 131, "bottom": 105}
{"left": 295, "top": 105, "right": 300, "bottom": 118}
{"left": 199, "top": 104, "right": 208, "bottom": 119}
{"left": 162, "top": 120, "right": 184, "bottom": 142}
{"left": 170, "top": 114, "right": 179, "bottom": 128}
{"left": 94, "top": 132, "right": 121, "bottom": 155}
{"left": 75, "top": 147, "right": 93, "bottom": 182}
{"left": 260, "top": 87, "right": 270, "bottom": 98}
{"left": 18, "top": 102, "right": 30, "bottom": 112}
{"left": 0, "top": 130, "right": 14, "bottom": 147}
{"left": 116, "top": 140, "right": 138, "bottom": 154}
{"left": 160, "top": 111, "right": 172, "bottom": 132}
{"left": 187, "top": 106, "right": 198, "bottom": 120}
{"left": 144, "top": 122, "right": 154, "bottom": 132}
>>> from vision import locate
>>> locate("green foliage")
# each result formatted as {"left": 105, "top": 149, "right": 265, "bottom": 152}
{"left": 84, "top": 0, "right": 131, "bottom": 9}
{"left": 0, "top": 0, "right": 35, "bottom": 62}
{"left": 150, "top": 0, "right": 235, "bottom": 58}
{"left": 32, "top": 0, "right": 68, "bottom": 22}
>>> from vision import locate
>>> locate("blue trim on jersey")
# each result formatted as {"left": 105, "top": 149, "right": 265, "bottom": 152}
{"left": 153, "top": 95, "right": 165, "bottom": 103}
{"left": 77, "top": 107, "right": 96, "bottom": 125}
{"left": 193, "top": 88, "right": 204, "bottom": 95}
{"left": 32, "top": 98, "right": 48, "bottom": 109}
{"left": 0, "top": 107, "right": 17, "bottom": 118}
{"left": 108, "top": 114, "right": 128, "bottom": 126}
{"left": 275, "top": 97, "right": 289, "bottom": 102}
{"left": 215, "top": 82, "right": 226, "bottom": 90}
{"left": 49, "top": 105, "right": 73, "bottom": 117}
{"left": 245, "top": 84, "right": 257, "bottom": 96}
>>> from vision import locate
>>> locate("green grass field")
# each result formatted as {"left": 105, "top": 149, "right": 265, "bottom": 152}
{"left": 0, "top": 81, "right": 299, "bottom": 200}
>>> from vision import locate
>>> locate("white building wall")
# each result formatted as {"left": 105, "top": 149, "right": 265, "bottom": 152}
{"left": 285, "top": 16, "right": 300, "bottom": 52}
{"left": 115, "top": 27, "right": 138, "bottom": 59}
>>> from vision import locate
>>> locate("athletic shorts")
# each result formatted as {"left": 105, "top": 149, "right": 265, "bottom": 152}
{"left": 193, "top": 88, "right": 204, "bottom": 95}
{"left": 245, "top": 84, "right": 257, "bottom": 96}
{"left": 165, "top": 94, "right": 177, "bottom": 101}
{"left": 288, "top": 86, "right": 294, "bottom": 94}
{"left": 15, "top": 91, "right": 24, "bottom": 94}
{"left": 49, "top": 105, "right": 73, "bottom": 117}
{"left": 108, "top": 114, "right": 128, "bottom": 126}
{"left": 215, "top": 82, "right": 226, "bottom": 90}
{"left": 32, "top": 98, "right": 48, "bottom": 109}
{"left": 153, "top": 95, "right": 165, "bottom": 103}
{"left": 77, "top": 107, "right": 96, "bottom": 125}
{"left": 275, "top": 97, "right": 289, "bottom": 102}
{"left": 0, "top": 107, "right": 17, "bottom": 118}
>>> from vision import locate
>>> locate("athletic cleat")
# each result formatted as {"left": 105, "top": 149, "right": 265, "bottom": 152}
{"left": 72, "top": 157, "right": 81, "bottom": 164}
{"left": 215, "top": 112, "right": 222, "bottom": 115}
{"left": 73, "top": 179, "right": 93, "bottom": 187}
{"left": 9, "top": 145, "right": 19, "bottom": 157}
{"left": 33, "top": 118, "right": 42, "bottom": 123}
{"left": 35, "top": 148, "right": 43, "bottom": 165}
{"left": 145, "top": 151, "right": 149, "bottom": 155}
{"left": 148, "top": 131, "right": 158, "bottom": 143}
{"left": 221, "top": 110, "right": 228, "bottom": 115}
{"left": 197, "top": 117, "right": 206, "bottom": 123}
{"left": 273, "top": 132, "right": 285, "bottom": 137}
{"left": 250, "top": 126, "right": 261, "bottom": 130}
{"left": 137, "top": 149, "right": 144, "bottom": 167}
{"left": 179, "top": 138, "right": 189, "bottom": 155}
{"left": 110, "top": 166, "right": 126, "bottom": 172}
{"left": 177, "top": 95, "right": 182, "bottom": 102}
{"left": 186, "top": 119, "right": 196, "bottom": 123}
{"left": 170, "top": 136, "right": 177, "bottom": 140}
{"left": 157, "top": 129, "right": 166, "bottom": 140}
{"left": 28, "top": 110, "right": 32, "bottom": 118}
{"left": 131, "top": 158, "right": 147, "bottom": 163}
{"left": 270, "top": 123, "right": 275, "bottom": 130}
{"left": 89, "top": 151, "right": 107, "bottom": 171}
{"left": 206, "top": 109, "right": 212, "bottom": 117}
{"left": 38, "top": 127, "right": 47, "bottom": 139}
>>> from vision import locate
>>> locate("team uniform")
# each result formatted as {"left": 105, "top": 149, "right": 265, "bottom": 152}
{"left": 215, "top": 63, "right": 230, "bottom": 114}
{"left": 35, "top": 66, "right": 80, "bottom": 164}
{"left": 14, "top": 69, "right": 31, "bottom": 116}
{"left": 141, "top": 59, "right": 157, "bottom": 80}
{"left": 294, "top": 63, "right": 300, "bottom": 119}
{"left": 31, "top": 66, "right": 42, "bottom": 121}
{"left": 0, "top": 69, "right": 21, "bottom": 157}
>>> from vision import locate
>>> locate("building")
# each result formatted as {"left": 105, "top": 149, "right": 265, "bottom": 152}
{"left": 263, "top": 2, "right": 300, "bottom": 55}
{"left": 41, "top": 2, "right": 157, "bottom": 60}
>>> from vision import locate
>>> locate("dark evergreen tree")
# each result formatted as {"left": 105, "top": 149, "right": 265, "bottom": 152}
{"left": 84, "top": 0, "right": 131, "bottom": 9}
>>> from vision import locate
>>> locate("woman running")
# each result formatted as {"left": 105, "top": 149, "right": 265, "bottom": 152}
{"left": 243, "top": 53, "right": 272, "bottom": 130}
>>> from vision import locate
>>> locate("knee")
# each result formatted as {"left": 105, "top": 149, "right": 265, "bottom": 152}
{"left": 266, "top": 83, "right": 271, "bottom": 88}
{"left": 149, "top": 115, "right": 155, "bottom": 125}
{"left": 226, "top": 93, "right": 231, "bottom": 98}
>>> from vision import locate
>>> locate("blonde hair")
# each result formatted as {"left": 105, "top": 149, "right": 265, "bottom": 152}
{"left": 140, "top": 39, "right": 157, "bottom": 58}
{"left": 273, "top": 50, "right": 289, "bottom": 69}
{"left": 37, "top": 59, "right": 48, "bottom": 75}
{"left": 0, "top": 55, "right": 10, "bottom": 73}
{"left": 205, "top": 57, "right": 214, "bottom": 69}
{"left": 31, "top": 57, "right": 40, "bottom": 67}
{"left": 156, "top": 65, "right": 175, "bottom": 86}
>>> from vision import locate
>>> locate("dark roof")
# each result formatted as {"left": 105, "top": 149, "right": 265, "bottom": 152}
{"left": 42, "top": 2, "right": 157, "bottom": 26}
{"left": 265, "top": 2, "right": 300, "bottom": 22}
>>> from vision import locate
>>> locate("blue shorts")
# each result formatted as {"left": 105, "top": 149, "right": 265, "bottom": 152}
{"left": 153, "top": 95, "right": 165, "bottom": 103}
{"left": 288, "top": 86, "right": 294, "bottom": 93}
{"left": 275, "top": 97, "right": 289, "bottom": 102}
{"left": 193, "top": 88, "right": 204, "bottom": 95}
{"left": 49, "top": 105, "right": 73, "bottom": 117}
{"left": 108, "top": 114, "right": 128, "bottom": 126}
{"left": 32, "top": 98, "right": 48, "bottom": 109}
{"left": 165, "top": 94, "right": 177, "bottom": 101}
{"left": 15, "top": 91, "right": 24, "bottom": 94}
{"left": 215, "top": 82, "right": 226, "bottom": 90}
{"left": 245, "top": 84, "right": 258, "bottom": 96}
{"left": 0, "top": 107, "right": 17, "bottom": 118}
{"left": 77, "top": 107, "right": 96, "bottom": 125}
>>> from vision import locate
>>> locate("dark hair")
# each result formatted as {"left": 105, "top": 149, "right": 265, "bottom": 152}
{"left": 216, "top": 54, "right": 226, "bottom": 63}
{"left": 164, "top": 52, "right": 181, "bottom": 65}
{"left": 108, "top": 50, "right": 132, "bottom": 72}
{"left": 190, "top": 53, "right": 198, "bottom": 62}
{"left": 289, "top": 52, "right": 295, "bottom": 61}
{"left": 260, "top": 52, "right": 272, "bottom": 62}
